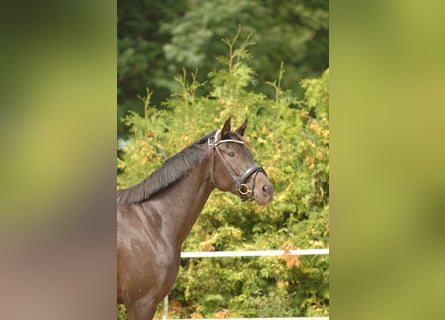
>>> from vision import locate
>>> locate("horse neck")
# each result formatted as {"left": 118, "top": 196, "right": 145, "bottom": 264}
{"left": 153, "top": 158, "right": 214, "bottom": 245}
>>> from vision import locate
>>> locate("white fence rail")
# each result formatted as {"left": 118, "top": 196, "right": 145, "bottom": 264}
{"left": 180, "top": 249, "right": 329, "bottom": 258}
{"left": 163, "top": 249, "right": 329, "bottom": 320}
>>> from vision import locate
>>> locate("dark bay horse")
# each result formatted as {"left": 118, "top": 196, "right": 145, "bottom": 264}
{"left": 117, "top": 117, "right": 274, "bottom": 319}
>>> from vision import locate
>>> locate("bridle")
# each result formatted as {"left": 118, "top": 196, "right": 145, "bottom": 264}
{"left": 208, "top": 129, "right": 266, "bottom": 201}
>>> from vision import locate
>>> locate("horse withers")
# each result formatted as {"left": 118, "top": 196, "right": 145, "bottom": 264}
{"left": 117, "top": 117, "right": 274, "bottom": 319}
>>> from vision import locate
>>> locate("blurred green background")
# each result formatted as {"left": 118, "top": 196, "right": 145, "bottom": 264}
{"left": 0, "top": 1, "right": 116, "bottom": 320}
{"left": 331, "top": 0, "right": 445, "bottom": 319}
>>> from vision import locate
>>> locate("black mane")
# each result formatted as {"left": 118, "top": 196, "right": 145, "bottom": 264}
{"left": 117, "top": 131, "right": 216, "bottom": 204}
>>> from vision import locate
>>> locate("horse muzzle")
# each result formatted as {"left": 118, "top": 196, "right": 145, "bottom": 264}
{"left": 237, "top": 166, "right": 274, "bottom": 205}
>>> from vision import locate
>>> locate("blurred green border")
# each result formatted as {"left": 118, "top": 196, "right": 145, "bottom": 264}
{"left": 0, "top": 1, "right": 117, "bottom": 319}
{"left": 0, "top": 2, "right": 117, "bottom": 227}
{"left": 331, "top": 1, "right": 445, "bottom": 319}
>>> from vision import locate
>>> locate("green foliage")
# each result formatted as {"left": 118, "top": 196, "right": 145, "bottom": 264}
{"left": 117, "top": 33, "right": 329, "bottom": 318}
{"left": 117, "top": 304, "right": 127, "bottom": 320}
{"left": 118, "top": 0, "right": 328, "bottom": 138}
{"left": 117, "top": 0, "right": 187, "bottom": 136}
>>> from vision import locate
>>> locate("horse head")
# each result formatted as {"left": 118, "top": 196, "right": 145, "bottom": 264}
{"left": 208, "top": 117, "right": 274, "bottom": 205}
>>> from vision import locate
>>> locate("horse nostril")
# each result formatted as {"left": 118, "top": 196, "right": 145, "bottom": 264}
{"left": 262, "top": 184, "right": 268, "bottom": 193}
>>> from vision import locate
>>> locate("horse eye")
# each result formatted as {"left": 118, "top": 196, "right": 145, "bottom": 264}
{"left": 228, "top": 152, "right": 236, "bottom": 157}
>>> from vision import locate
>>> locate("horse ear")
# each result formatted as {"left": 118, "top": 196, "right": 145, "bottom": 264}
{"left": 235, "top": 118, "right": 248, "bottom": 136}
{"left": 221, "top": 117, "right": 232, "bottom": 137}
